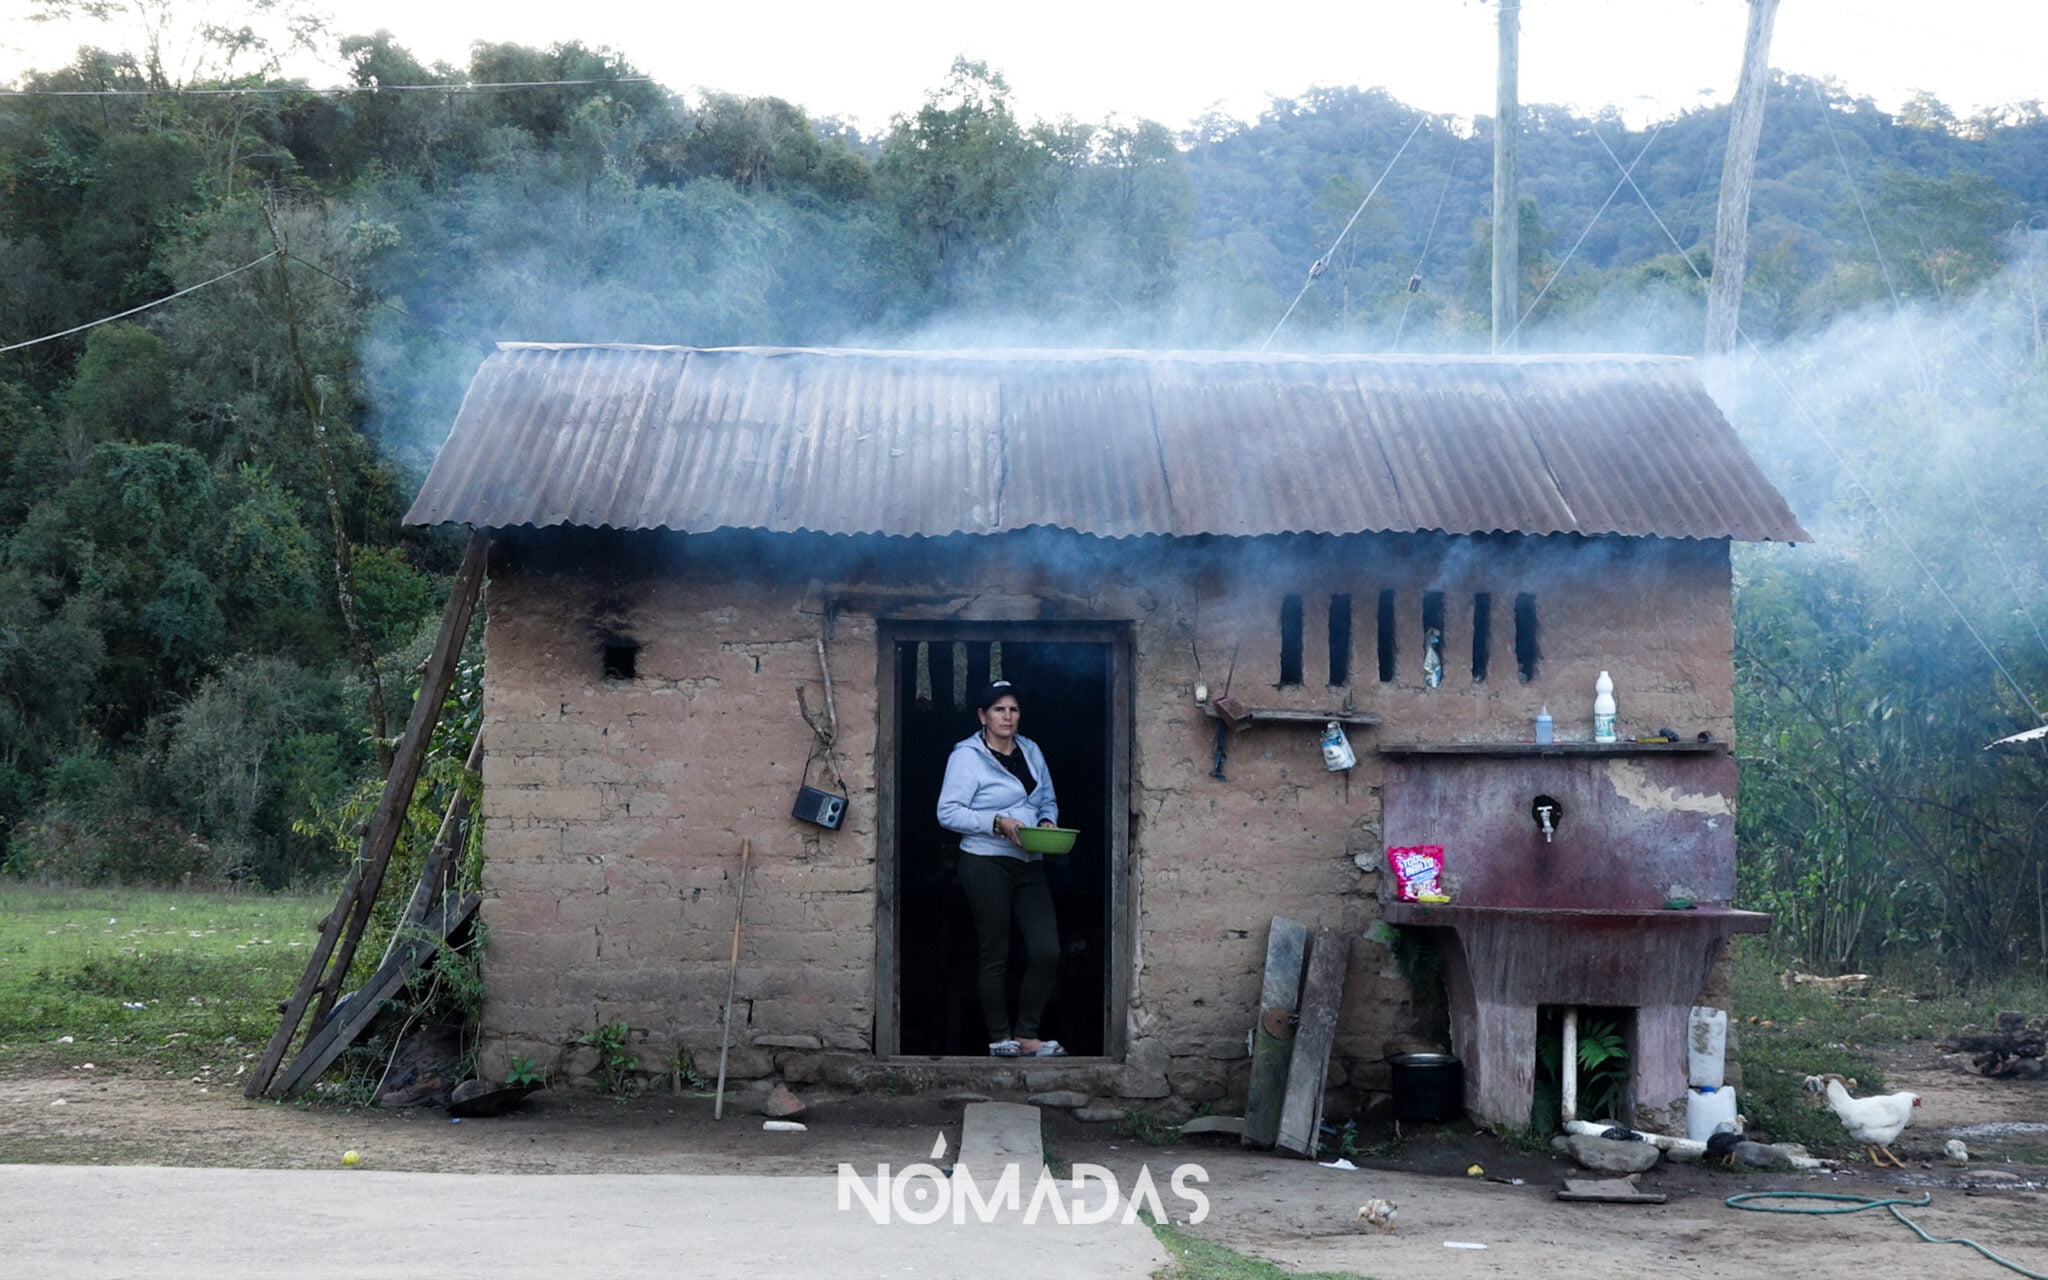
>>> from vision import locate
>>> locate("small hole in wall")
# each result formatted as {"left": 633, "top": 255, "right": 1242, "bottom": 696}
{"left": 602, "top": 640, "right": 640, "bottom": 681}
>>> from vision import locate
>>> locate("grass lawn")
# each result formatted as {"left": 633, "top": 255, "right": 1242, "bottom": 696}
{"left": 0, "top": 884, "right": 333, "bottom": 1079}
{"left": 1727, "top": 936, "right": 2048, "bottom": 1151}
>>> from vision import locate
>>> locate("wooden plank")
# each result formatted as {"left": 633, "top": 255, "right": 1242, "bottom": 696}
{"left": 271, "top": 892, "right": 481, "bottom": 1099}
{"left": 244, "top": 859, "right": 364, "bottom": 1099}
{"left": 1242, "top": 916, "right": 1309, "bottom": 1150}
{"left": 246, "top": 532, "right": 488, "bottom": 1098}
{"left": 1202, "top": 705, "right": 1380, "bottom": 726}
{"left": 312, "top": 533, "right": 489, "bottom": 1028}
{"left": 1276, "top": 929, "right": 1351, "bottom": 1157}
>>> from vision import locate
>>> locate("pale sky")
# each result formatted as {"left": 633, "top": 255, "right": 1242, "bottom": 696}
{"left": 2, "top": 0, "right": 2043, "bottom": 132}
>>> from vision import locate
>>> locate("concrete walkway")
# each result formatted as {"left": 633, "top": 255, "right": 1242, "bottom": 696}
{"left": 0, "top": 1163, "right": 1172, "bottom": 1279}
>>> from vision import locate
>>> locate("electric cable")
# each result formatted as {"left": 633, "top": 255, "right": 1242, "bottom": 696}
{"left": 1260, "top": 115, "right": 1427, "bottom": 352}
{"left": 1813, "top": 87, "right": 2048, "bottom": 670}
{"left": 1391, "top": 127, "right": 1468, "bottom": 348}
{"left": 1726, "top": 1190, "right": 2048, "bottom": 1280}
{"left": 0, "top": 77, "right": 656, "bottom": 98}
{"left": 1587, "top": 127, "right": 2044, "bottom": 723}
{"left": 0, "top": 250, "right": 277, "bottom": 353}
{"left": 1505, "top": 121, "right": 1667, "bottom": 345}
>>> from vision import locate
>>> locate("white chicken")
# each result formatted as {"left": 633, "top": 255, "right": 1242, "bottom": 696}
{"left": 1355, "top": 1198, "right": 1398, "bottom": 1233}
{"left": 1803, "top": 1073, "right": 1920, "bottom": 1168}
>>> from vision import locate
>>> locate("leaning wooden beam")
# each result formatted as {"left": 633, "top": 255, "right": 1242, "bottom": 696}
{"left": 246, "top": 532, "right": 488, "bottom": 1098}
{"left": 271, "top": 892, "right": 482, "bottom": 1099}
{"left": 1243, "top": 916, "right": 1309, "bottom": 1151}
{"left": 1276, "top": 929, "right": 1351, "bottom": 1157}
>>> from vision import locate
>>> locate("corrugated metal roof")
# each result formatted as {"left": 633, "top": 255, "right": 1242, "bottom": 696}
{"left": 404, "top": 345, "right": 1809, "bottom": 542}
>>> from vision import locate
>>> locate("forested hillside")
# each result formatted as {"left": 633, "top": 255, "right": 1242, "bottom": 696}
{"left": 3, "top": 28, "right": 2045, "bottom": 977}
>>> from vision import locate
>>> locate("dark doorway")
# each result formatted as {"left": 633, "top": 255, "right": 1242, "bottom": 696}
{"left": 889, "top": 630, "right": 1119, "bottom": 1057}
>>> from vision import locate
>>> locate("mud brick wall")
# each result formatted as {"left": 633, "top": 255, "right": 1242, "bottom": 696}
{"left": 474, "top": 528, "right": 1735, "bottom": 1104}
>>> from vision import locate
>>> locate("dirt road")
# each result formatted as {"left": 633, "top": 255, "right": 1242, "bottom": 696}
{"left": 2, "top": 1039, "right": 2043, "bottom": 1279}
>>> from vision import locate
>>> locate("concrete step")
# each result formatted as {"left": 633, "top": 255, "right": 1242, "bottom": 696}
{"left": 957, "top": 1100, "right": 1044, "bottom": 1182}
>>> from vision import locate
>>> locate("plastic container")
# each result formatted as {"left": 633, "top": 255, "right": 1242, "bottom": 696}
{"left": 1688, "top": 1005, "right": 1728, "bottom": 1088}
{"left": 1594, "top": 671, "right": 1617, "bottom": 743}
{"left": 1535, "top": 706, "right": 1554, "bottom": 745}
{"left": 1014, "top": 826, "right": 1079, "bottom": 856}
{"left": 1321, "top": 721, "right": 1357, "bottom": 771}
{"left": 1389, "top": 1053, "right": 1464, "bottom": 1123}
{"left": 1686, "top": 1085, "right": 1738, "bottom": 1142}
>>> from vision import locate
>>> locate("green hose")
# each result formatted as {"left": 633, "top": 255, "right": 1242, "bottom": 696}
{"left": 1726, "top": 1190, "right": 2048, "bottom": 1279}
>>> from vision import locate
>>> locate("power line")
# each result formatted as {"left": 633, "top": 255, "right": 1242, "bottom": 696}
{"left": 1506, "top": 121, "right": 1668, "bottom": 345}
{"left": 1391, "top": 128, "right": 1469, "bottom": 348}
{"left": 0, "top": 250, "right": 277, "bottom": 354}
{"left": 1585, "top": 128, "right": 2044, "bottom": 723}
{"left": 0, "top": 77, "right": 655, "bottom": 98}
{"left": 1260, "top": 116, "right": 1427, "bottom": 353}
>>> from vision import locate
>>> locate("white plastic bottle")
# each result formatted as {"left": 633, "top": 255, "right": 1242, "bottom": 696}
{"left": 1535, "top": 706, "right": 1554, "bottom": 745}
{"left": 1593, "top": 671, "right": 1617, "bottom": 743}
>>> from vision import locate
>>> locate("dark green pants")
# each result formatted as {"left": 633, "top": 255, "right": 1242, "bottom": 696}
{"left": 956, "top": 853, "right": 1060, "bottom": 1041}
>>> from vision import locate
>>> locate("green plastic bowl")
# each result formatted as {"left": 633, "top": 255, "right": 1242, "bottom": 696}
{"left": 1015, "top": 826, "right": 1080, "bottom": 856}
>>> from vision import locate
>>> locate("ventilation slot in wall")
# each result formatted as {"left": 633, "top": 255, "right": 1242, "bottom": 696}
{"left": 1279, "top": 594, "right": 1304, "bottom": 687}
{"left": 1471, "top": 592, "right": 1493, "bottom": 683}
{"left": 1515, "top": 593, "right": 1541, "bottom": 682}
{"left": 1421, "top": 591, "right": 1445, "bottom": 688}
{"left": 1327, "top": 594, "right": 1352, "bottom": 686}
{"left": 1376, "top": 589, "right": 1397, "bottom": 683}
{"left": 602, "top": 639, "right": 640, "bottom": 681}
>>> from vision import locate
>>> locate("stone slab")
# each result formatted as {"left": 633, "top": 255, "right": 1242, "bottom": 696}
{"left": 958, "top": 1101, "right": 1045, "bottom": 1183}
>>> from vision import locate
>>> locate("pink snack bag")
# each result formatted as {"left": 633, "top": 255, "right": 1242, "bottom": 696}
{"left": 1386, "top": 845, "right": 1446, "bottom": 902}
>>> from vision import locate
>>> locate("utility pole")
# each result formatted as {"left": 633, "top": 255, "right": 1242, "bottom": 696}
{"left": 1704, "top": 0, "right": 1781, "bottom": 356}
{"left": 1491, "top": 0, "right": 1521, "bottom": 353}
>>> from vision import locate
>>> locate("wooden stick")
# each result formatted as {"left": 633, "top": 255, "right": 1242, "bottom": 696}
{"left": 247, "top": 532, "right": 487, "bottom": 1098}
{"left": 713, "top": 839, "right": 752, "bottom": 1120}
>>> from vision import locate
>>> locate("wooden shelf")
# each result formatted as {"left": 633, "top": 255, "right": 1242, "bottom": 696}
{"left": 1202, "top": 704, "right": 1381, "bottom": 727}
{"left": 1378, "top": 740, "right": 1727, "bottom": 757}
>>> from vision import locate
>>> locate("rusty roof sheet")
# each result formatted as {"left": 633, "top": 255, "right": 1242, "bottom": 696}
{"left": 404, "top": 345, "right": 1808, "bottom": 542}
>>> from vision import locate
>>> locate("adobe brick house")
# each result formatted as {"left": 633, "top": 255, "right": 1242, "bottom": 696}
{"left": 406, "top": 345, "right": 1805, "bottom": 1129}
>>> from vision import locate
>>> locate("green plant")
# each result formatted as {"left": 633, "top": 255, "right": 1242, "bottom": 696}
{"left": 1313, "top": 1118, "right": 1361, "bottom": 1162}
{"left": 1575, "top": 1016, "right": 1629, "bottom": 1121}
{"left": 577, "top": 1019, "right": 636, "bottom": 1093}
{"left": 663, "top": 1046, "right": 708, "bottom": 1093}
{"left": 504, "top": 1055, "right": 543, "bottom": 1088}
{"left": 1113, "top": 1108, "right": 1182, "bottom": 1146}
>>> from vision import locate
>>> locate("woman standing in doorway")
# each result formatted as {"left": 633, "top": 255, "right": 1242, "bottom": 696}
{"left": 936, "top": 681, "right": 1068, "bottom": 1057}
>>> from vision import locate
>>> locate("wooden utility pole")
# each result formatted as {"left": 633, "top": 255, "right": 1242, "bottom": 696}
{"left": 1491, "top": 1, "right": 1521, "bottom": 353}
{"left": 1704, "top": 0, "right": 1781, "bottom": 356}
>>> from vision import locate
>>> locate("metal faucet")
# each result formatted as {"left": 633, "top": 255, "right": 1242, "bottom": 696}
{"left": 1537, "top": 804, "right": 1557, "bottom": 843}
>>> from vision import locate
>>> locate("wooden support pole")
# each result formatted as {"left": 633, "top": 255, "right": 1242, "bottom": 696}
{"left": 271, "top": 893, "right": 482, "bottom": 1099}
{"left": 1704, "top": 0, "right": 1781, "bottom": 356}
{"left": 1491, "top": 0, "right": 1521, "bottom": 352}
{"left": 246, "top": 532, "right": 488, "bottom": 1099}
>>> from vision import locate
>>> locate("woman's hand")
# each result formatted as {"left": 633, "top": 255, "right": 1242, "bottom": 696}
{"left": 994, "top": 815, "right": 1022, "bottom": 844}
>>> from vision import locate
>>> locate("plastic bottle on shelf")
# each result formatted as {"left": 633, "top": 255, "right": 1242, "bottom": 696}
{"left": 1535, "top": 706, "right": 1553, "bottom": 745}
{"left": 1594, "top": 671, "right": 1617, "bottom": 743}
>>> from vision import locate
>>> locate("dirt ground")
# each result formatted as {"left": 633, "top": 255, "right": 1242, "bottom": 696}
{"left": 3, "top": 1040, "right": 2044, "bottom": 1279}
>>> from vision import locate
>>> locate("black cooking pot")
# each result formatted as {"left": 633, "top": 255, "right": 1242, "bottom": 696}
{"left": 1388, "top": 1052, "right": 1464, "bottom": 1123}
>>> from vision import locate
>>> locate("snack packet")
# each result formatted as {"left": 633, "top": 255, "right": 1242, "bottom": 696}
{"left": 1386, "top": 845, "right": 1448, "bottom": 903}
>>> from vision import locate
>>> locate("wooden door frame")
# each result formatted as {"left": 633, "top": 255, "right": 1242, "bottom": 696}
{"left": 872, "top": 620, "right": 1133, "bottom": 1061}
